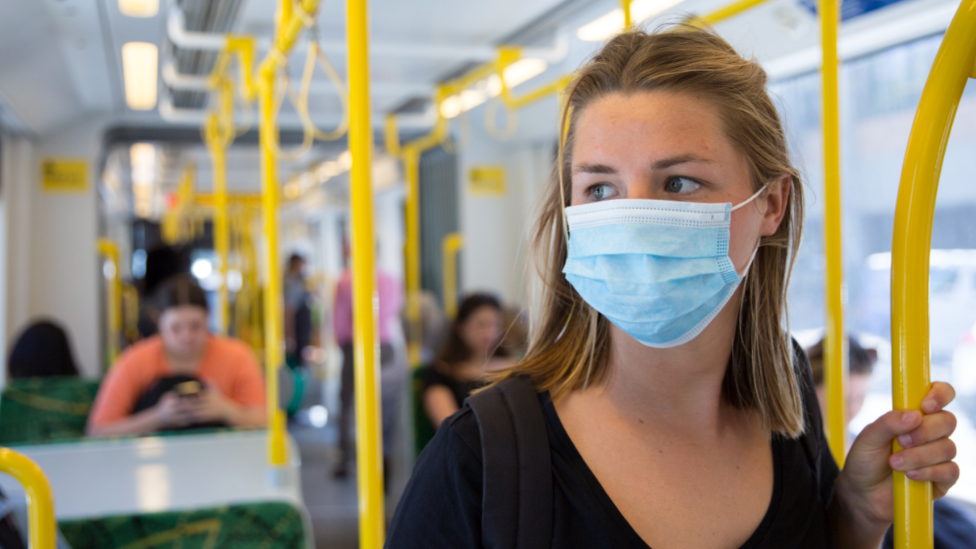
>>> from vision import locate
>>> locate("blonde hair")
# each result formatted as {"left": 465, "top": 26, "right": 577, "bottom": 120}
{"left": 495, "top": 26, "right": 806, "bottom": 437}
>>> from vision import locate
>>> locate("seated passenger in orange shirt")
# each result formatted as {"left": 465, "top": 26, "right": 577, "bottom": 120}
{"left": 87, "top": 275, "right": 266, "bottom": 437}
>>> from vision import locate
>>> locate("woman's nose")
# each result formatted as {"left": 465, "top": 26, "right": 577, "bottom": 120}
{"left": 623, "top": 178, "right": 656, "bottom": 200}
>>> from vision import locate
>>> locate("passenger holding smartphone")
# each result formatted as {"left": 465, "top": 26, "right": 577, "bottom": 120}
{"left": 388, "top": 27, "right": 959, "bottom": 549}
{"left": 88, "top": 275, "right": 266, "bottom": 437}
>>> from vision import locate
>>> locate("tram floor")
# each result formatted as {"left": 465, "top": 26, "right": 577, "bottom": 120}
{"left": 291, "top": 418, "right": 410, "bottom": 548}
{"left": 292, "top": 423, "right": 360, "bottom": 549}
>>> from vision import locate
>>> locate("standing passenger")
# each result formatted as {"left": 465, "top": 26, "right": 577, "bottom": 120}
{"left": 284, "top": 253, "right": 312, "bottom": 369}
{"left": 87, "top": 275, "right": 266, "bottom": 437}
{"left": 388, "top": 27, "right": 959, "bottom": 548}
{"left": 332, "top": 252, "right": 403, "bottom": 479}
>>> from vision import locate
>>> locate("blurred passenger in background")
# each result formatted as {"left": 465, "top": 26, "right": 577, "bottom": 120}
{"left": 332, "top": 252, "right": 403, "bottom": 479}
{"left": 283, "top": 253, "right": 312, "bottom": 369}
{"left": 500, "top": 305, "right": 530, "bottom": 359}
{"left": 806, "top": 334, "right": 878, "bottom": 436}
{"left": 7, "top": 320, "right": 80, "bottom": 379}
{"left": 137, "top": 245, "right": 190, "bottom": 338}
{"left": 807, "top": 334, "right": 976, "bottom": 549}
{"left": 87, "top": 275, "right": 266, "bottom": 437}
{"left": 401, "top": 290, "right": 447, "bottom": 364}
{"left": 422, "top": 293, "right": 512, "bottom": 429}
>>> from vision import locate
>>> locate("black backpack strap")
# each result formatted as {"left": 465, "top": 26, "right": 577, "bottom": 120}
{"left": 467, "top": 375, "right": 553, "bottom": 549}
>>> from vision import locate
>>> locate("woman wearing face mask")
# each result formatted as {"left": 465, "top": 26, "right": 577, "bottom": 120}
{"left": 87, "top": 275, "right": 266, "bottom": 437}
{"left": 387, "top": 27, "right": 959, "bottom": 549}
{"left": 422, "top": 293, "right": 512, "bottom": 429}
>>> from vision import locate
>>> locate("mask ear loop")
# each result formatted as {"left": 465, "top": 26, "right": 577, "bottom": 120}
{"left": 732, "top": 181, "right": 772, "bottom": 277}
{"left": 731, "top": 182, "right": 770, "bottom": 212}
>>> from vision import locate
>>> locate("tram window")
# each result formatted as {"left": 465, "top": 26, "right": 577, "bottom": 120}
{"left": 930, "top": 268, "right": 958, "bottom": 294}
{"left": 773, "top": 32, "right": 976, "bottom": 505}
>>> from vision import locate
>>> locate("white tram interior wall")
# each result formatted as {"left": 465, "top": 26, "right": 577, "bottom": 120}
{"left": 0, "top": 0, "right": 974, "bottom": 510}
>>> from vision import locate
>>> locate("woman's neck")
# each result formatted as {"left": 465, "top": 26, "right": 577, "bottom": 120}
{"left": 582, "top": 294, "right": 743, "bottom": 438}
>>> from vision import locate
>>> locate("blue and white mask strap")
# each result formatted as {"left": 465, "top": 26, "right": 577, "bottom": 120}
{"left": 730, "top": 183, "right": 769, "bottom": 212}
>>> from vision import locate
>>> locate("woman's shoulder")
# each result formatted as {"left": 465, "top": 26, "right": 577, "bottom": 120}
{"left": 387, "top": 405, "right": 484, "bottom": 547}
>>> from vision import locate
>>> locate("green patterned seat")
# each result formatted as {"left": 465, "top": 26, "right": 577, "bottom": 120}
{"left": 0, "top": 377, "right": 100, "bottom": 445}
{"left": 59, "top": 501, "right": 307, "bottom": 549}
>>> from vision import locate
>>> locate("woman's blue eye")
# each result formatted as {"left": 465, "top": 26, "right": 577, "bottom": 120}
{"left": 665, "top": 176, "right": 702, "bottom": 194}
{"left": 589, "top": 184, "right": 617, "bottom": 200}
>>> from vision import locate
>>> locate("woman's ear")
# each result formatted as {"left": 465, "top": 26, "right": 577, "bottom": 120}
{"left": 759, "top": 174, "right": 792, "bottom": 237}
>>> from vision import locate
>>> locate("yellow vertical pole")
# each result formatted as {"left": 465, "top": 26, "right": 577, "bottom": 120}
{"left": 819, "top": 0, "right": 846, "bottom": 468}
{"left": 346, "top": 0, "right": 385, "bottom": 545}
{"left": 258, "top": 63, "right": 288, "bottom": 467}
{"left": 404, "top": 147, "right": 422, "bottom": 367}
{"left": 97, "top": 239, "right": 121, "bottom": 368}
{"left": 441, "top": 233, "right": 464, "bottom": 319}
{"left": 0, "top": 449, "right": 56, "bottom": 549}
{"left": 206, "top": 108, "right": 232, "bottom": 336}
{"left": 213, "top": 138, "right": 230, "bottom": 335}
{"left": 891, "top": 2, "right": 976, "bottom": 547}
{"left": 620, "top": 0, "right": 632, "bottom": 28}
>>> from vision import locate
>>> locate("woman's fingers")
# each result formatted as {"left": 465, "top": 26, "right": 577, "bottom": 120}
{"left": 921, "top": 381, "right": 956, "bottom": 414}
{"left": 890, "top": 437, "right": 956, "bottom": 472}
{"left": 854, "top": 410, "right": 923, "bottom": 454}
{"left": 904, "top": 461, "right": 960, "bottom": 488}
{"left": 897, "top": 410, "right": 957, "bottom": 449}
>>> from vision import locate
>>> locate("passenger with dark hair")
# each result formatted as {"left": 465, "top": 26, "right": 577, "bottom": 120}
{"left": 7, "top": 320, "right": 80, "bottom": 379}
{"left": 87, "top": 275, "right": 266, "bottom": 437}
{"left": 422, "top": 293, "right": 512, "bottom": 429}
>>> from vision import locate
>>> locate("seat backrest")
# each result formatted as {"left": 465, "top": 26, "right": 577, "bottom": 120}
{"left": 0, "top": 378, "right": 100, "bottom": 445}
{"left": 58, "top": 501, "right": 307, "bottom": 549}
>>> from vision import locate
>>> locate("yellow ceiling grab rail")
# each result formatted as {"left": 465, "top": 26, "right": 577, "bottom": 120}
{"left": 0, "top": 448, "right": 56, "bottom": 549}
{"left": 256, "top": 0, "right": 323, "bottom": 469}
{"left": 97, "top": 238, "right": 122, "bottom": 369}
{"left": 891, "top": 1, "right": 976, "bottom": 547}
{"left": 442, "top": 233, "right": 465, "bottom": 319}
{"left": 205, "top": 36, "right": 257, "bottom": 336}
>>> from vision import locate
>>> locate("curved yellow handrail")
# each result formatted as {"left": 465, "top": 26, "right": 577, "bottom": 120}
{"left": 256, "top": 0, "right": 324, "bottom": 468}
{"left": 891, "top": 1, "right": 976, "bottom": 547}
{"left": 96, "top": 238, "right": 122, "bottom": 369}
{"left": 441, "top": 233, "right": 465, "bottom": 319}
{"left": 0, "top": 448, "right": 56, "bottom": 549}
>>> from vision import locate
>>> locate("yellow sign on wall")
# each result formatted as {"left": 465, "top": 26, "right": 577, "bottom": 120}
{"left": 42, "top": 158, "right": 88, "bottom": 192}
{"left": 469, "top": 165, "right": 506, "bottom": 197}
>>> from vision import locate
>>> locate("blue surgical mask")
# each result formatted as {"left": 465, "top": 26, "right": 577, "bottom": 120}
{"left": 562, "top": 187, "right": 765, "bottom": 348}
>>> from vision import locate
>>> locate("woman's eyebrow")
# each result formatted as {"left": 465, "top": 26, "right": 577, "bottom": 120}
{"left": 651, "top": 153, "right": 714, "bottom": 170}
{"left": 572, "top": 163, "right": 616, "bottom": 175}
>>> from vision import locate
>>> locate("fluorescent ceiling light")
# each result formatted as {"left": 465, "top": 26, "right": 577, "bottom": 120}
{"left": 440, "top": 95, "right": 463, "bottom": 119}
{"left": 503, "top": 58, "right": 548, "bottom": 87}
{"left": 130, "top": 142, "right": 156, "bottom": 187}
{"left": 119, "top": 0, "right": 159, "bottom": 18}
{"left": 122, "top": 42, "right": 159, "bottom": 111}
{"left": 577, "top": 0, "right": 685, "bottom": 42}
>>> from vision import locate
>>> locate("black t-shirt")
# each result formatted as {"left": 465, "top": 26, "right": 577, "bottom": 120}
{"left": 421, "top": 366, "right": 484, "bottom": 409}
{"left": 387, "top": 389, "right": 839, "bottom": 548}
